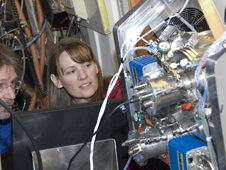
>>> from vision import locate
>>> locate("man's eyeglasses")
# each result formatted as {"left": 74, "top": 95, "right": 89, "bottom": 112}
{"left": 0, "top": 81, "right": 22, "bottom": 93}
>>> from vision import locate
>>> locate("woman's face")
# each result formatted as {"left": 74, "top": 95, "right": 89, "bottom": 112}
{"left": 51, "top": 51, "right": 99, "bottom": 103}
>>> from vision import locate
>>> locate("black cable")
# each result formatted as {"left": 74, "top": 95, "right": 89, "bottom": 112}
{"left": 75, "top": 24, "right": 79, "bottom": 39}
{"left": 66, "top": 16, "right": 75, "bottom": 37}
{"left": 0, "top": 99, "right": 43, "bottom": 170}
{"left": 67, "top": 97, "right": 139, "bottom": 170}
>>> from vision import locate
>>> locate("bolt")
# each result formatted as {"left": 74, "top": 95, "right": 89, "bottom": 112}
{"left": 76, "top": 17, "right": 82, "bottom": 22}
{"left": 187, "top": 153, "right": 192, "bottom": 157}
{"left": 168, "top": 53, "right": 174, "bottom": 58}
{"left": 57, "top": 149, "right": 61, "bottom": 153}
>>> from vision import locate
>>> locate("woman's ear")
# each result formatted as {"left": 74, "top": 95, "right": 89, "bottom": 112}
{"left": 50, "top": 74, "right": 63, "bottom": 88}
{"left": 95, "top": 63, "right": 99, "bottom": 74}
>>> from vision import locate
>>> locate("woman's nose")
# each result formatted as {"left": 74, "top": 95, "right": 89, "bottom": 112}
{"left": 77, "top": 68, "right": 88, "bottom": 80}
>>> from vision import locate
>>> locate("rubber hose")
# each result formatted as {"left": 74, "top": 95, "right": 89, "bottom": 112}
{"left": 15, "top": 0, "right": 44, "bottom": 110}
{"left": 28, "top": 0, "right": 46, "bottom": 109}
{"left": 35, "top": 0, "right": 45, "bottom": 77}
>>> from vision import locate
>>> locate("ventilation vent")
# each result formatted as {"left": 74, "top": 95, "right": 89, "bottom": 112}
{"left": 168, "top": 7, "right": 209, "bottom": 32}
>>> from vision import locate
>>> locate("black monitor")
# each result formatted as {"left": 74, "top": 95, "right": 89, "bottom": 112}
{"left": 12, "top": 98, "right": 129, "bottom": 170}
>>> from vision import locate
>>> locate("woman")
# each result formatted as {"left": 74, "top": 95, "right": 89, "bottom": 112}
{"left": 46, "top": 37, "right": 143, "bottom": 170}
{"left": 46, "top": 37, "right": 123, "bottom": 108}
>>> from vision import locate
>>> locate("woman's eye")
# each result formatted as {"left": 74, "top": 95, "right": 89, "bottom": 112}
{"left": 67, "top": 70, "right": 75, "bottom": 74}
{"left": 84, "top": 63, "right": 91, "bottom": 68}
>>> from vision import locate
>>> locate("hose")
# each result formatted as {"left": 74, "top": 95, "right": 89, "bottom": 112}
{"left": 13, "top": 0, "right": 45, "bottom": 110}
{"left": 35, "top": 0, "right": 45, "bottom": 78}
{"left": 12, "top": 18, "right": 46, "bottom": 51}
{"left": 35, "top": 0, "right": 46, "bottom": 109}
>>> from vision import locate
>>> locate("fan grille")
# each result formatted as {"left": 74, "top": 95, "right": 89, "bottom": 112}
{"left": 169, "top": 7, "right": 209, "bottom": 32}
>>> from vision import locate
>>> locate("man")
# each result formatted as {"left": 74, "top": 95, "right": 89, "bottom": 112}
{"left": 0, "top": 43, "right": 23, "bottom": 154}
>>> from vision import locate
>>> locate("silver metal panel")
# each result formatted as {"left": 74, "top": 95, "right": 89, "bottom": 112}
{"left": 215, "top": 50, "right": 226, "bottom": 152}
{"left": 206, "top": 48, "right": 226, "bottom": 169}
{"left": 32, "top": 139, "right": 118, "bottom": 170}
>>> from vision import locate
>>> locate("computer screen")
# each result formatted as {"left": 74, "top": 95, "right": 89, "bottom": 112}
{"left": 12, "top": 98, "right": 129, "bottom": 170}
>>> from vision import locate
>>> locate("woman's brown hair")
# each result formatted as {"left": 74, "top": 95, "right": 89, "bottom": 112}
{"left": 46, "top": 37, "right": 103, "bottom": 108}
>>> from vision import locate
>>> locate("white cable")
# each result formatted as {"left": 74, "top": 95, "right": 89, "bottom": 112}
{"left": 123, "top": 20, "right": 166, "bottom": 71}
{"left": 0, "top": 28, "right": 19, "bottom": 39}
{"left": 138, "top": 36, "right": 148, "bottom": 44}
{"left": 90, "top": 63, "right": 123, "bottom": 170}
{"left": 121, "top": 20, "right": 165, "bottom": 60}
{"left": 169, "top": 0, "right": 189, "bottom": 18}
{"left": 136, "top": 21, "right": 166, "bottom": 46}
{"left": 163, "top": 0, "right": 197, "bottom": 32}
{"left": 13, "top": 36, "right": 26, "bottom": 95}
{"left": 90, "top": 46, "right": 153, "bottom": 170}
{"left": 90, "top": 17, "right": 166, "bottom": 170}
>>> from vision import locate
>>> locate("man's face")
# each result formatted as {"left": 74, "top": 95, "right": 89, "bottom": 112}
{"left": 0, "top": 65, "right": 17, "bottom": 119}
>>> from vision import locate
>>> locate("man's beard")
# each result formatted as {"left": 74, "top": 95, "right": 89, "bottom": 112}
{"left": 0, "top": 100, "right": 14, "bottom": 120}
